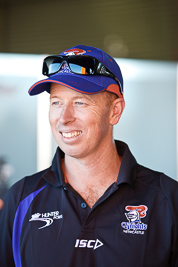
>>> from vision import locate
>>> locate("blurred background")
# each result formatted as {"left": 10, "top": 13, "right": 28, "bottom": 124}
{"left": 0, "top": 0, "right": 178, "bottom": 195}
{"left": 0, "top": 0, "right": 178, "bottom": 60}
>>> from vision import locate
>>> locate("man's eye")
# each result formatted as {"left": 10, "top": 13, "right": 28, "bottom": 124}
{"left": 76, "top": 102, "right": 84, "bottom": 105}
{"left": 52, "top": 101, "right": 62, "bottom": 106}
{"left": 53, "top": 101, "right": 59, "bottom": 105}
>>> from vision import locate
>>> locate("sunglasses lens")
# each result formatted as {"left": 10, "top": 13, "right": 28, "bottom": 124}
{"left": 68, "top": 63, "right": 87, "bottom": 74}
{"left": 49, "top": 62, "right": 62, "bottom": 75}
{"left": 43, "top": 56, "right": 63, "bottom": 76}
{"left": 68, "top": 56, "right": 95, "bottom": 74}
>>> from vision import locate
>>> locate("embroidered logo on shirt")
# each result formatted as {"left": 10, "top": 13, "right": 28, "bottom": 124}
{"left": 29, "top": 211, "right": 63, "bottom": 229}
{"left": 121, "top": 205, "right": 148, "bottom": 235}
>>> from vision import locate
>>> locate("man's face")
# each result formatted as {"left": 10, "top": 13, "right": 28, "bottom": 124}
{"left": 49, "top": 84, "right": 114, "bottom": 160}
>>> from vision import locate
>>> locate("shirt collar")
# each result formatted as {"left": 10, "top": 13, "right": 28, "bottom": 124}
{"left": 42, "top": 140, "right": 137, "bottom": 188}
{"left": 115, "top": 140, "right": 137, "bottom": 188}
{"left": 42, "top": 148, "right": 64, "bottom": 186}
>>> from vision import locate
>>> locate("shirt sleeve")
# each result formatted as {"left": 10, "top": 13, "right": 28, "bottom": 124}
{"left": 160, "top": 174, "right": 178, "bottom": 266}
{"left": 0, "top": 180, "right": 24, "bottom": 267}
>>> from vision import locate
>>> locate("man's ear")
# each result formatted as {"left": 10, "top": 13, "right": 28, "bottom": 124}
{"left": 110, "top": 98, "right": 125, "bottom": 125}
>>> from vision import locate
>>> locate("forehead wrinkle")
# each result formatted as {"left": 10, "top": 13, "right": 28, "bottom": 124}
{"left": 50, "top": 91, "right": 96, "bottom": 104}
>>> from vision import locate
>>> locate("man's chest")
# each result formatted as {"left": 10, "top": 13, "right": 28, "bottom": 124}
{"left": 16, "top": 184, "right": 173, "bottom": 267}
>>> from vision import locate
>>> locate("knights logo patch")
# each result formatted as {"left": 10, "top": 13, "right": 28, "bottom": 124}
{"left": 121, "top": 205, "right": 148, "bottom": 235}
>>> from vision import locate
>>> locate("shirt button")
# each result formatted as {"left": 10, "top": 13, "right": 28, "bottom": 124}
{"left": 81, "top": 202, "right": 87, "bottom": 208}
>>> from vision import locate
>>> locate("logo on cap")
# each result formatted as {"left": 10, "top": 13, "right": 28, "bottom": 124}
{"left": 64, "top": 48, "right": 86, "bottom": 56}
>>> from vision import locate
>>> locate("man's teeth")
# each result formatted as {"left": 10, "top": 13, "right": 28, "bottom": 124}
{"left": 62, "top": 131, "right": 82, "bottom": 138}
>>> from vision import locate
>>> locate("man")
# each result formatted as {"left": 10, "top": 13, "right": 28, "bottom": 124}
{"left": 0, "top": 45, "right": 178, "bottom": 267}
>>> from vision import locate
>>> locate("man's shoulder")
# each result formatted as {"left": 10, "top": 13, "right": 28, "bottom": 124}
{"left": 18, "top": 167, "right": 49, "bottom": 185}
{"left": 22, "top": 167, "right": 51, "bottom": 194}
{"left": 135, "top": 164, "right": 178, "bottom": 203}
{"left": 136, "top": 164, "right": 177, "bottom": 182}
{"left": 3, "top": 167, "right": 50, "bottom": 204}
{"left": 135, "top": 164, "right": 177, "bottom": 185}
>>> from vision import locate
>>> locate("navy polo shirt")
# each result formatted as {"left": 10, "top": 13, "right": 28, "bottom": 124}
{"left": 0, "top": 141, "right": 178, "bottom": 267}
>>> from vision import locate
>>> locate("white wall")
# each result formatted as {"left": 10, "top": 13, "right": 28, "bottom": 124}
{"left": 0, "top": 54, "right": 44, "bottom": 186}
{"left": 114, "top": 59, "right": 177, "bottom": 180}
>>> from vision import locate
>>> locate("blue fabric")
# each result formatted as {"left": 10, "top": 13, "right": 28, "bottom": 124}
{"left": 12, "top": 185, "right": 46, "bottom": 267}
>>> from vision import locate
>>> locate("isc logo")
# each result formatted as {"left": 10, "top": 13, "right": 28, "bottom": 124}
{"left": 75, "top": 239, "right": 104, "bottom": 250}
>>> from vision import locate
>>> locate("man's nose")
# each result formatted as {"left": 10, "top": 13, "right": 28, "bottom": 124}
{"left": 59, "top": 104, "right": 75, "bottom": 125}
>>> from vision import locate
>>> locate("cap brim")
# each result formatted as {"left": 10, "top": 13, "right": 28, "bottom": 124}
{"left": 28, "top": 72, "right": 120, "bottom": 96}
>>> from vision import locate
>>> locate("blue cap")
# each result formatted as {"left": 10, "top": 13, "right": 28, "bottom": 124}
{"left": 28, "top": 45, "right": 123, "bottom": 98}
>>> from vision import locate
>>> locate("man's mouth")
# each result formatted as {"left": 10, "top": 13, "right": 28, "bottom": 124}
{"left": 61, "top": 131, "right": 82, "bottom": 138}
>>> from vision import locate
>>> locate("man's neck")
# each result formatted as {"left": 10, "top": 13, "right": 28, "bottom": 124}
{"left": 62, "top": 141, "right": 121, "bottom": 208}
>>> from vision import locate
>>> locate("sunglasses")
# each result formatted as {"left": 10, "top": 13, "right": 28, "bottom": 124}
{"left": 42, "top": 55, "right": 123, "bottom": 94}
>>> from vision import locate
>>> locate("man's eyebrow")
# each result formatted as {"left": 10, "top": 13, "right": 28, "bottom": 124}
{"left": 73, "top": 95, "right": 91, "bottom": 100}
{"left": 49, "top": 94, "right": 95, "bottom": 104}
{"left": 50, "top": 95, "right": 92, "bottom": 100}
{"left": 50, "top": 95, "right": 60, "bottom": 99}
{"left": 72, "top": 95, "right": 95, "bottom": 103}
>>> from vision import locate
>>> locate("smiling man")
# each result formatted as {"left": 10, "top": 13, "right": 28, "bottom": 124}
{"left": 49, "top": 83, "right": 124, "bottom": 208}
{"left": 0, "top": 45, "right": 178, "bottom": 267}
